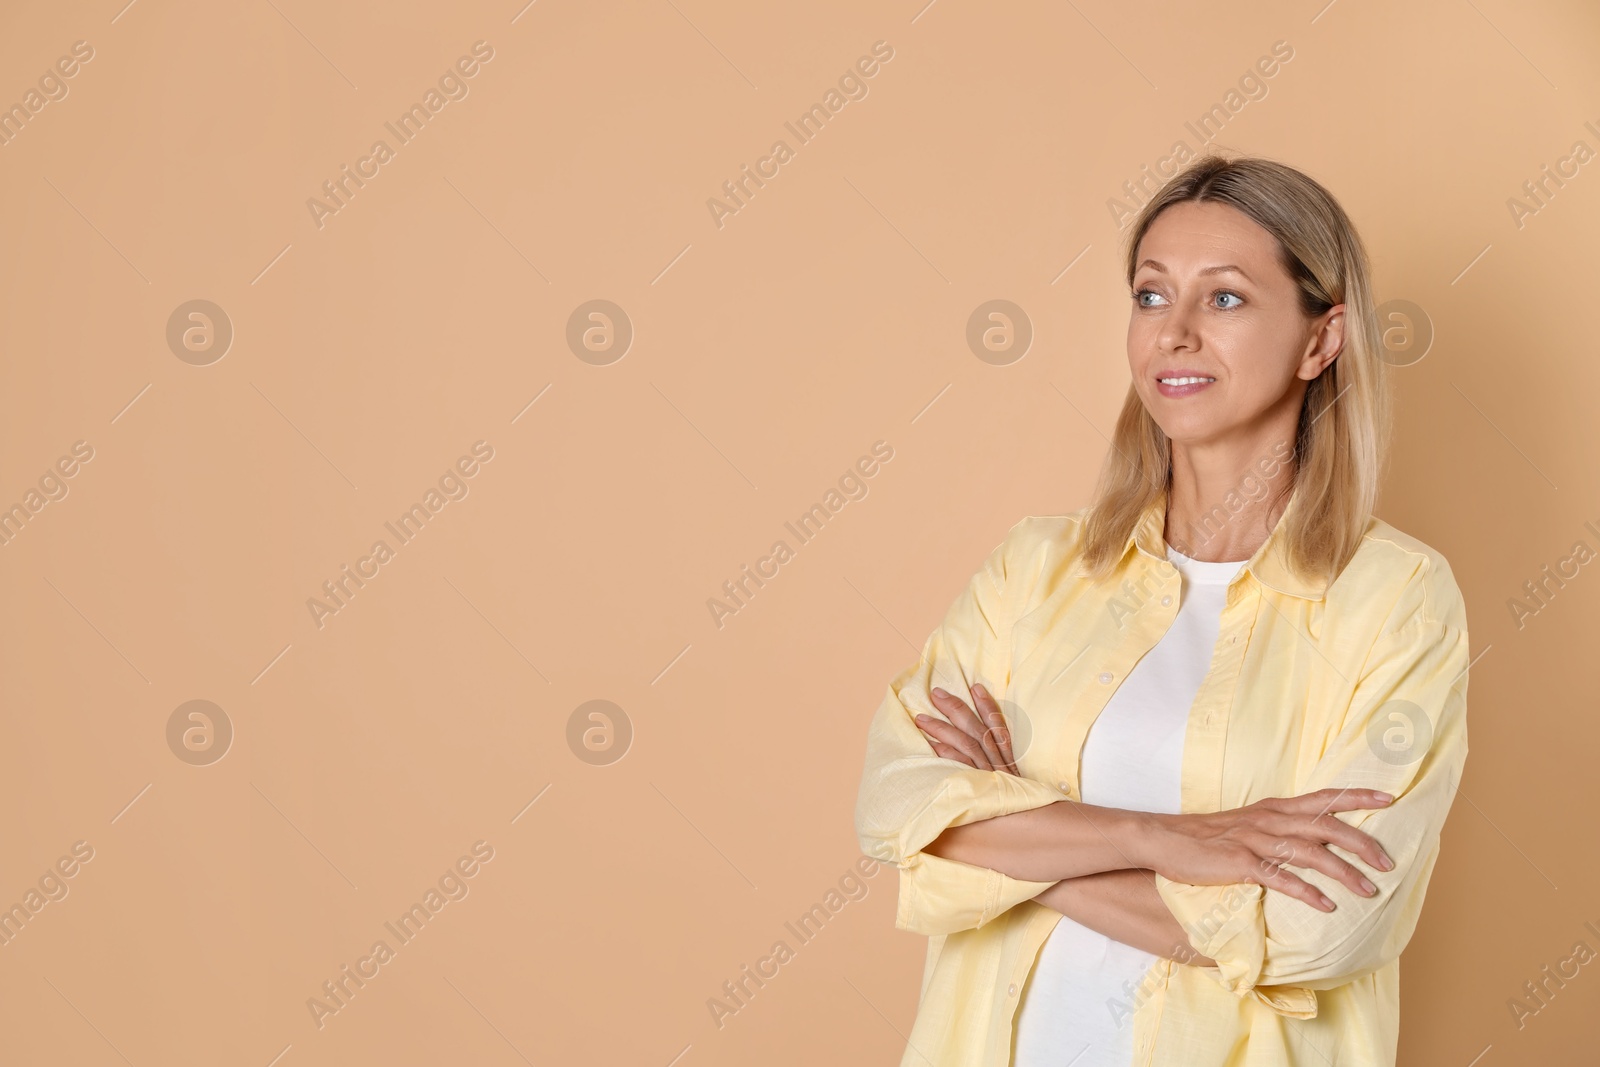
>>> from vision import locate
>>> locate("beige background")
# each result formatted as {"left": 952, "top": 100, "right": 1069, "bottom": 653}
{"left": 0, "top": 0, "right": 1595, "bottom": 1063}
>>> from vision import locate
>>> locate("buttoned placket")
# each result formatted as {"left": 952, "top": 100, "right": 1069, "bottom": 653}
{"left": 1180, "top": 569, "right": 1261, "bottom": 814}
{"left": 1052, "top": 556, "right": 1183, "bottom": 804}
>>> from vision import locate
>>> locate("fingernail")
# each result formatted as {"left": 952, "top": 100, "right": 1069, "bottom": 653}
{"left": 914, "top": 714, "right": 928, "bottom": 722}
{"left": 973, "top": 682, "right": 985, "bottom": 696}
{"left": 1373, "top": 791, "right": 1393, "bottom": 803}
{"left": 1359, "top": 877, "right": 1376, "bottom": 895}
{"left": 931, "top": 687, "right": 946, "bottom": 698}
{"left": 1379, "top": 855, "right": 1394, "bottom": 871}
{"left": 1320, "top": 895, "right": 1335, "bottom": 910}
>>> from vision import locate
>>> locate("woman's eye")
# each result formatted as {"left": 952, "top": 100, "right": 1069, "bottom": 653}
{"left": 1132, "top": 288, "right": 1241, "bottom": 309}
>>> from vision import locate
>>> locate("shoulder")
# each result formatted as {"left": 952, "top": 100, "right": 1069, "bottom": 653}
{"left": 999, "top": 508, "right": 1093, "bottom": 564}
{"left": 1334, "top": 516, "right": 1468, "bottom": 635}
{"left": 985, "top": 509, "right": 1095, "bottom": 598}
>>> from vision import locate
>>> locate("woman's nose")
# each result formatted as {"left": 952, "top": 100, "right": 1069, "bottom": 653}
{"left": 1159, "top": 300, "right": 1200, "bottom": 349}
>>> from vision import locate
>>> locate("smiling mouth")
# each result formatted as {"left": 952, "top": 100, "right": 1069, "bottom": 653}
{"left": 1157, "top": 376, "right": 1215, "bottom": 385}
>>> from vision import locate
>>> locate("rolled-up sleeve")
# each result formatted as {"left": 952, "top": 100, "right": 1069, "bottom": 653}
{"left": 854, "top": 518, "right": 1067, "bottom": 936}
{"left": 1156, "top": 562, "right": 1470, "bottom": 1015}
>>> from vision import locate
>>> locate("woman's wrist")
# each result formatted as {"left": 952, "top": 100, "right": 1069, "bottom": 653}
{"left": 1121, "top": 808, "right": 1168, "bottom": 873}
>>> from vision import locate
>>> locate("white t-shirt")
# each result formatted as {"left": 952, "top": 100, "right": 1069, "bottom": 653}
{"left": 1011, "top": 541, "right": 1246, "bottom": 1067}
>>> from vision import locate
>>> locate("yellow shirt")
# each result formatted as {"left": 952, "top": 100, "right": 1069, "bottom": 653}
{"left": 854, "top": 485, "right": 1470, "bottom": 1067}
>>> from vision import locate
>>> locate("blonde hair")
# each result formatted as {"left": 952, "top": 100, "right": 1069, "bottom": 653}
{"left": 1079, "top": 151, "right": 1391, "bottom": 588}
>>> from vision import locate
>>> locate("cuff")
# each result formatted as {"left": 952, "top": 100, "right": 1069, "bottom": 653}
{"left": 1154, "top": 875, "right": 1318, "bottom": 1019}
{"left": 895, "top": 850, "right": 1057, "bottom": 936}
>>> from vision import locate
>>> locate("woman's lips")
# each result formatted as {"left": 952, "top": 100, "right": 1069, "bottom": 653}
{"left": 1155, "top": 377, "right": 1216, "bottom": 398}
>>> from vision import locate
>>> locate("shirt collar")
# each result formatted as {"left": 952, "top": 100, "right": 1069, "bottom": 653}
{"left": 1076, "top": 481, "right": 1330, "bottom": 601}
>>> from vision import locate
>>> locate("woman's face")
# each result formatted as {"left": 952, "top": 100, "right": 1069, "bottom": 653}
{"left": 1126, "top": 199, "right": 1342, "bottom": 450}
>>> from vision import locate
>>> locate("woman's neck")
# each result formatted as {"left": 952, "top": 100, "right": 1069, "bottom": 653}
{"left": 1163, "top": 456, "right": 1296, "bottom": 564}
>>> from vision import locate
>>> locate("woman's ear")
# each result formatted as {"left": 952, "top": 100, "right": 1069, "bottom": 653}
{"left": 1299, "top": 303, "right": 1346, "bottom": 379}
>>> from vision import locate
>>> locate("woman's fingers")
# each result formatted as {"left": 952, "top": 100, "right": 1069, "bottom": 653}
{"left": 916, "top": 697, "right": 991, "bottom": 769}
{"left": 1251, "top": 856, "right": 1337, "bottom": 912}
{"left": 930, "top": 686, "right": 986, "bottom": 738}
{"left": 1262, "top": 789, "right": 1397, "bottom": 873}
{"left": 1248, "top": 832, "right": 1379, "bottom": 901}
{"left": 916, "top": 715, "right": 986, "bottom": 768}
{"left": 924, "top": 736, "right": 976, "bottom": 768}
{"left": 921, "top": 687, "right": 1007, "bottom": 771}
{"left": 1304, "top": 812, "right": 1395, "bottom": 875}
{"left": 1282, "top": 787, "right": 1395, "bottom": 817}
{"left": 1251, "top": 809, "right": 1393, "bottom": 879}
{"left": 970, "top": 683, "right": 1017, "bottom": 773}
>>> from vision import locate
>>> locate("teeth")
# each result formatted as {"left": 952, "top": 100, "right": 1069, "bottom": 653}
{"left": 1159, "top": 376, "right": 1215, "bottom": 385}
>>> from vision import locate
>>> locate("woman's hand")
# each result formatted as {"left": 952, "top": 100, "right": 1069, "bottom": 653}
{"left": 1140, "top": 789, "right": 1398, "bottom": 912}
{"left": 913, "top": 683, "right": 1019, "bottom": 774}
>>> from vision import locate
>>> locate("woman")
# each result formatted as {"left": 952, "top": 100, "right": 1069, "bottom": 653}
{"left": 854, "top": 154, "right": 1470, "bottom": 1067}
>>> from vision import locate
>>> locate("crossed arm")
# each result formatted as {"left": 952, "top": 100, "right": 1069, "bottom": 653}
{"left": 915, "top": 687, "right": 1401, "bottom": 972}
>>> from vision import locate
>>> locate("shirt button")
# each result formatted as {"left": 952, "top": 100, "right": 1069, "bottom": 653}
{"left": 1008, "top": 983, "right": 1018, "bottom": 996}
{"left": 1161, "top": 595, "right": 1172, "bottom": 606}
{"left": 1098, "top": 671, "right": 1113, "bottom": 684}
{"left": 1058, "top": 781, "right": 1070, "bottom": 793}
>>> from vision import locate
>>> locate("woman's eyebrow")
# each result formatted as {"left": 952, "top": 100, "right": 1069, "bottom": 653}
{"left": 1134, "top": 259, "right": 1255, "bottom": 283}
